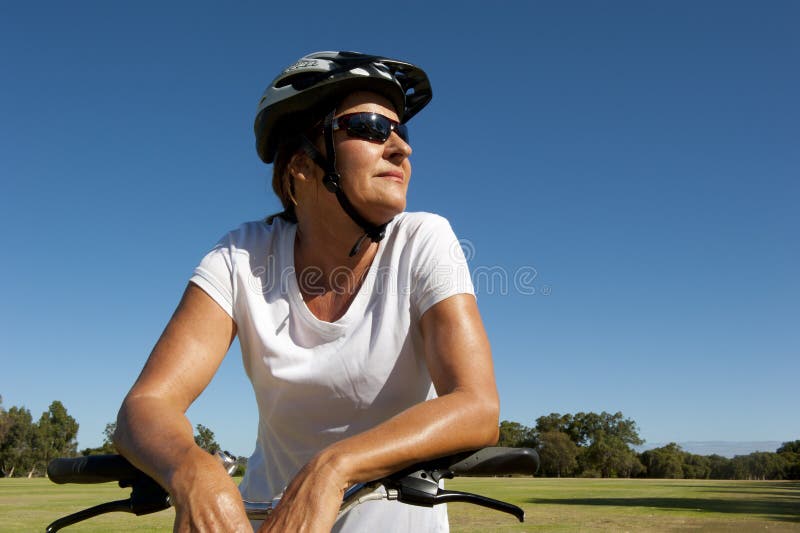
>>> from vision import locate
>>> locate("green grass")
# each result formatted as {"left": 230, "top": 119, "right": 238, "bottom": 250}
{"left": 447, "top": 477, "right": 800, "bottom": 532}
{"left": 0, "top": 477, "right": 175, "bottom": 532}
{"left": 1, "top": 477, "right": 798, "bottom": 532}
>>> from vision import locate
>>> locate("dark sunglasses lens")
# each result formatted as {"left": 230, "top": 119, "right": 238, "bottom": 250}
{"left": 396, "top": 123, "right": 409, "bottom": 143}
{"left": 344, "top": 114, "right": 408, "bottom": 143}
{"left": 368, "top": 115, "right": 391, "bottom": 141}
{"left": 346, "top": 116, "right": 384, "bottom": 141}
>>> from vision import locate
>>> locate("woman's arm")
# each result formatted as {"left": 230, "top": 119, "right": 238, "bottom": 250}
{"left": 114, "top": 283, "right": 252, "bottom": 532}
{"left": 261, "top": 293, "right": 499, "bottom": 532}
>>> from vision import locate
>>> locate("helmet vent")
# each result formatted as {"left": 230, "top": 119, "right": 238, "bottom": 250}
{"left": 274, "top": 71, "right": 331, "bottom": 90}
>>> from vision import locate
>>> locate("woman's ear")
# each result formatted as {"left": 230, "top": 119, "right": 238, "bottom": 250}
{"left": 288, "top": 151, "right": 314, "bottom": 182}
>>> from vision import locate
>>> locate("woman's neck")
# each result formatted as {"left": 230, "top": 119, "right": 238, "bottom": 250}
{"left": 296, "top": 211, "right": 376, "bottom": 262}
{"left": 292, "top": 221, "right": 379, "bottom": 322}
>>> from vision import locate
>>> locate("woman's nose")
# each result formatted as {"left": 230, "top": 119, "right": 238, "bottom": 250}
{"left": 386, "top": 132, "right": 412, "bottom": 160}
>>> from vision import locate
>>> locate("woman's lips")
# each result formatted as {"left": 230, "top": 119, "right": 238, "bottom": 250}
{"left": 376, "top": 171, "right": 404, "bottom": 183}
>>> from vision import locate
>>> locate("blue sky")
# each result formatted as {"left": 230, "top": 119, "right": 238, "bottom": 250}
{"left": 1, "top": 1, "right": 797, "bottom": 456}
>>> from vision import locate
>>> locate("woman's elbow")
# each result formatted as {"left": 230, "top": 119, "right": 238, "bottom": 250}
{"left": 112, "top": 392, "right": 160, "bottom": 452}
{"left": 482, "top": 400, "right": 501, "bottom": 446}
{"left": 112, "top": 401, "right": 133, "bottom": 452}
{"left": 468, "top": 392, "right": 500, "bottom": 447}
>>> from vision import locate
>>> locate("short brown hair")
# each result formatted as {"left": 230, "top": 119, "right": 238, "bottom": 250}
{"left": 270, "top": 134, "right": 303, "bottom": 223}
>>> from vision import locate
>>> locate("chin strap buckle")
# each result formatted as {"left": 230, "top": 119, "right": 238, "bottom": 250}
{"left": 348, "top": 225, "right": 388, "bottom": 257}
{"left": 322, "top": 172, "right": 340, "bottom": 193}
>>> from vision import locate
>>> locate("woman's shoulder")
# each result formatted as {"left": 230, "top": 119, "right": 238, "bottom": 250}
{"left": 392, "top": 211, "right": 453, "bottom": 237}
{"left": 212, "top": 216, "right": 289, "bottom": 252}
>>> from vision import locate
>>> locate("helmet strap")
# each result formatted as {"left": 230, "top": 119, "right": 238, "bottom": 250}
{"left": 299, "top": 110, "right": 392, "bottom": 257}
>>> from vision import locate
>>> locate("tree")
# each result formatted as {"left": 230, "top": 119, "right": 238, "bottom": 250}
{"left": 497, "top": 420, "right": 536, "bottom": 448}
{"left": 0, "top": 400, "right": 80, "bottom": 477}
{"left": 0, "top": 396, "right": 10, "bottom": 446}
{"left": 103, "top": 422, "right": 116, "bottom": 451}
{"left": 535, "top": 413, "right": 574, "bottom": 436}
{"left": 533, "top": 411, "right": 644, "bottom": 477}
{"left": 37, "top": 401, "right": 79, "bottom": 469}
{"left": 568, "top": 412, "right": 604, "bottom": 447}
{"left": 777, "top": 440, "right": 800, "bottom": 455}
{"left": 569, "top": 411, "right": 643, "bottom": 448}
{"left": 640, "top": 443, "right": 684, "bottom": 478}
{"left": 707, "top": 454, "right": 733, "bottom": 479}
{"left": 776, "top": 441, "right": 800, "bottom": 480}
{"left": 194, "top": 424, "right": 220, "bottom": 454}
{"left": 731, "top": 452, "right": 786, "bottom": 480}
{"left": 682, "top": 452, "right": 711, "bottom": 479}
{"left": 582, "top": 432, "right": 643, "bottom": 478}
{"left": 233, "top": 455, "right": 248, "bottom": 477}
{"left": 80, "top": 422, "right": 117, "bottom": 456}
{"left": 0, "top": 406, "right": 35, "bottom": 477}
{"left": 538, "top": 430, "right": 579, "bottom": 477}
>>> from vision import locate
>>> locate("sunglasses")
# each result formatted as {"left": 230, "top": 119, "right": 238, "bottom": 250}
{"left": 331, "top": 112, "right": 409, "bottom": 144}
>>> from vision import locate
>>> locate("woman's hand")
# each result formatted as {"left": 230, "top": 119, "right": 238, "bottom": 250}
{"left": 258, "top": 452, "right": 348, "bottom": 533}
{"left": 169, "top": 446, "right": 253, "bottom": 533}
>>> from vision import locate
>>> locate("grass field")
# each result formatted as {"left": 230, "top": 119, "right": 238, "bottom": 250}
{"left": 447, "top": 478, "right": 800, "bottom": 532}
{"left": 1, "top": 477, "right": 798, "bottom": 532}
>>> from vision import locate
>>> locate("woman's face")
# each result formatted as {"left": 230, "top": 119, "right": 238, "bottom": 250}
{"left": 328, "top": 91, "right": 412, "bottom": 224}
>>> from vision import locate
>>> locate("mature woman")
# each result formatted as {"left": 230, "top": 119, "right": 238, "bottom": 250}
{"left": 114, "top": 51, "right": 499, "bottom": 532}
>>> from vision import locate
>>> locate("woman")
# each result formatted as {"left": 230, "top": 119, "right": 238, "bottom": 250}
{"left": 114, "top": 51, "right": 499, "bottom": 532}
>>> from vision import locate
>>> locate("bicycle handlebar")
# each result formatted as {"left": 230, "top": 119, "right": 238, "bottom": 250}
{"left": 48, "top": 454, "right": 143, "bottom": 485}
{"left": 410, "top": 446, "right": 540, "bottom": 477}
{"left": 45, "top": 446, "right": 539, "bottom": 531}
{"left": 48, "top": 446, "right": 539, "bottom": 485}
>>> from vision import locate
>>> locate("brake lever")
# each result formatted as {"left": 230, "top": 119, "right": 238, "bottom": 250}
{"left": 423, "top": 489, "right": 525, "bottom": 522}
{"left": 46, "top": 500, "right": 131, "bottom": 533}
{"left": 45, "top": 479, "right": 170, "bottom": 533}
{"left": 46, "top": 470, "right": 170, "bottom": 532}
{"left": 384, "top": 466, "right": 525, "bottom": 522}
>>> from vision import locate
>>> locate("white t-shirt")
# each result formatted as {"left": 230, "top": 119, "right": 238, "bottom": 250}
{"left": 190, "top": 211, "right": 474, "bottom": 532}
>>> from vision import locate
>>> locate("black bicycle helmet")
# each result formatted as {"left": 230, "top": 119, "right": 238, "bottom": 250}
{"left": 255, "top": 51, "right": 432, "bottom": 164}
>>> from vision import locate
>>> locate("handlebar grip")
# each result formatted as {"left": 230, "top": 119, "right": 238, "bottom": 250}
{"left": 47, "top": 454, "right": 143, "bottom": 484}
{"left": 448, "top": 447, "right": 539, "bottom": 476}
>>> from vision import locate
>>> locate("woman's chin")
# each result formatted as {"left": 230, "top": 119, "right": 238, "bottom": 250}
{"left": 369, "top": 200, "right": 406, "bottom": 224}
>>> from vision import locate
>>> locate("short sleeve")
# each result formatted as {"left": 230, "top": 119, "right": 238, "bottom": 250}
{"left": 410, "top": 215, "right": 475, "bottom": 317}
{"left": 190, "top": 236, "right": 235, "bottom": 318}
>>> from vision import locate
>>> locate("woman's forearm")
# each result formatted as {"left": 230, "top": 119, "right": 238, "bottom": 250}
{"left": 114, "top": 394, "right": 205, "bottom": 491}
{"left": 318, "top": 387, "right": 499, "bottom": 490}
{"left": 321, "top": 293, "right": 500, "bottom": 489}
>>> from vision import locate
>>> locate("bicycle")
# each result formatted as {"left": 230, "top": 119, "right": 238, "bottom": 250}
{"left": 45, "top": 446, "right": 539, "bottom": 531}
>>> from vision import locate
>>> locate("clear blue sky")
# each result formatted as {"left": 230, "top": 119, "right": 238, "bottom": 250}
{"left": 1, "top": 1, "right": 797, "bottom": 456}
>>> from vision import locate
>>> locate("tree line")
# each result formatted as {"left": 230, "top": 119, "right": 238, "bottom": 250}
{"left": 0, "top": 396, "right": 246, "bottom": 477}
{"left": 0, "top": 396, "right": 79, "bottom": 477}
{"left": 3, "top": 396, "right": 797, "bottom": 480}
{"left": 499, "top": 412, "right": 800, "bottom": 480}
